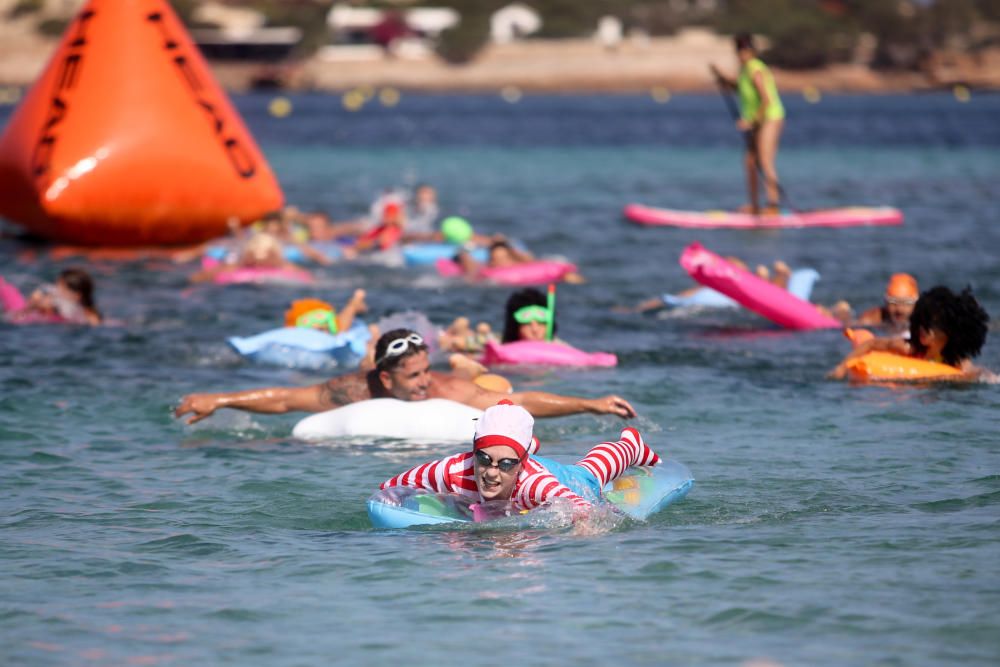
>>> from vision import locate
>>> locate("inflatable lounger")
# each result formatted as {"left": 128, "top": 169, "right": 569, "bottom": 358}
{"left": 293, "top": 398, "right": 483, "bottom": 442}
{"left": 846, "top": 352, "right": 962, "bottom": 383}
{"left": 663, "top": 267, "right": 820, "bottom": 310}
{"left": 227, "top": 322, "right": 370, "bottom": 370}
{"left": 402, "top": 243, "right": 488, "bottom": 267}
{"left": 624, "top": 204, "right": 904, "bottom": 229}
{"left": 481, "top": 340, "right": 617, "bottom": 368}
{"left": 680, "top": 243, "right": 840, "bottom": 330}
{"left": 435, "top": 258, "right": 577, "bottom": 286}
{"left": 367, "top": 457, "right": 695, "bottom": 528}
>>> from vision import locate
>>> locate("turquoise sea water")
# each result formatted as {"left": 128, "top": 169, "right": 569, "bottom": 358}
{"left": 2, "top": 93, "right": 1000, "bottom": 666}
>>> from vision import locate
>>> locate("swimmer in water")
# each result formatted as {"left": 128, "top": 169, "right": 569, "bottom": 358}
{"left": 454, "top": 236, "right": 585, "bottom": 284}
{"left": 1, "top": 268, "right": 102, "bottom": 325}
{"left": 175, "top": 329, "right": 636, "bottom": 424}
{"left": 501, "top": 287, "right": 561, "bottom": 343}
{"left": 189, "top": 230, "right": 315, "bottom": 283}
{"left": 380, "top": 401, "right": 661, "bottom": 520}
{"left": 620, "top": 258, "right": 792, "bottom": 313}
{"left": 284, "top": 289, "right": 368, "bottom": 335}
{"left": 829, "top": 286, "right": 993, "bottom": 381}
{"left": 852, "top": 273, "right": 919, "bottom": 336}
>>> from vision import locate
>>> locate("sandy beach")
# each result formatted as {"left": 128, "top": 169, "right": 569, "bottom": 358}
{"left": 1, "top": 16, "right": 997, "bottom": 96}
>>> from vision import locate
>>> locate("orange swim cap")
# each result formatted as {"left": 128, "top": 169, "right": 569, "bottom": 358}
{"left": 284, "top": 298, "right": 335, "bottom": 327}
{"left": 382, "top": 201, "right": 403, "bottom": 222}
{"left": 885, "top": 273, "right": 918, "bottom": 300}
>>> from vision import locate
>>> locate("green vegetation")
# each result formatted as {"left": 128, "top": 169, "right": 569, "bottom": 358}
{"left": 431, "top": 0, "right": 1000, "bottom": 69}
{"left": 29, "top": 1, "right": 999, "bottom": 70}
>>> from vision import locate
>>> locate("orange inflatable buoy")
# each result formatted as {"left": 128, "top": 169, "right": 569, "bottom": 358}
{"left": 846, "top": 352, "right": 962, "bottom": 382}
{"left": 0, "top": 0, "right": 283, "bottom": 246}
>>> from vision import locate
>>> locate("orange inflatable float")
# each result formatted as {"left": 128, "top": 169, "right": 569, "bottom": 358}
{"left": 846, "top": 352, "right": 962, "bottom": 382}
{"left": 0, "top": 0, "right": 283, "bottom": 246}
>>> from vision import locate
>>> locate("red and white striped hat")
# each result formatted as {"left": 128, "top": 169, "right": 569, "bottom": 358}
{"left": 473, "top": 400, "right": 535, "bottom": 459}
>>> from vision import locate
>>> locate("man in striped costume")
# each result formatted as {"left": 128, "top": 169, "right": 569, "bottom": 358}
{"left": 380, "top": 401, "right": 660, "bottom": 513}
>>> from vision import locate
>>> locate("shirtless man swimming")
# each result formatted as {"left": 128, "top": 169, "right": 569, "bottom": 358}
{"left": 175, "top": 328, "right": 636, "bottom": 424}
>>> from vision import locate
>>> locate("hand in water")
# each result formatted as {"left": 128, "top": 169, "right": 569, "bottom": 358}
{"left": 589, "top": 395, "right": 636, "bottom": 419}
{"left": 174, "top": 394, "right": 219, "bottom": 424}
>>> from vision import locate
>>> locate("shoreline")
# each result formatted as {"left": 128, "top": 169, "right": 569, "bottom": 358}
{"left": 1, "top": 26, "right": 997, "bottom": 96}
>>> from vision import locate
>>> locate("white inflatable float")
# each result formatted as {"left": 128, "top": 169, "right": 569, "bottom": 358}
{"left": 292, "top": 398, "right": 483, "bottom": 442}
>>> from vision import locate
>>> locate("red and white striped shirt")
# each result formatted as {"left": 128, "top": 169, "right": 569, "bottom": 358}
{"left": 380, "top": 451, "right": 592, "bottom": 511}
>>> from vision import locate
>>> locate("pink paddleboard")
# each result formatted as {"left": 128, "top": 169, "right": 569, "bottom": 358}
{"left": 680, "top": 243, "right": 841, "bottom": 330}
{"left": 625, "top": 204, "right": 903, "bottom": 229}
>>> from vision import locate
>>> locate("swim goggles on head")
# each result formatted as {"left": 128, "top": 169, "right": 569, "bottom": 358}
{"left": 885, "top": 296, "right": 917, "bottom": 306}
{"left": 295, "top": 308, "right": 338, "bottom": 334}
{"left": 375, "top": 333, "right": 425, "bottom": 367}
{"left": 474, "top": 449, "right": 523, "bottom": 473}
{"left": 513, "top": 305, "right": 551, "bottom": 325}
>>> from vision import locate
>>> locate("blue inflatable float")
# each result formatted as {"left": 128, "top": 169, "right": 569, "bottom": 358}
{"left": 402, "top": 243, "right": 488, "bottom": 267}
{"left": 228, "top": 322, "right": 370, "bottom": 370}
{"left": 367, "top": 457, "right": 694, "bottom": 528}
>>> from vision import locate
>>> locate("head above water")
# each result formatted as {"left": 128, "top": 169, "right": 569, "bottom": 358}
{"left": 908, "top": 286, "right": 989, "bottom": 366}
{"left": 374, "top": 328, "right": 429, "bottom": 371}
{"left": 285, "top": 298, "right": 337, "bottom": 333}
{"left": 372, "top": 329, "right": 432, "bottom": 401}
{"left": 58, "top": 268, "right": 96, "bottom": 310}
{"left": 886, "top": 273, "right": 919, "bottom": 301}
{"left": 381, "top": 201, "right": 404, "bottom": 225}
{"left": 884, "top": 273, "right": 919, "bottom": 327}
{"left": 502, "top": 288, "right": 557, "bottom": 343}
{"left": 472, "top": 400, "right": 535, "bottom": 501}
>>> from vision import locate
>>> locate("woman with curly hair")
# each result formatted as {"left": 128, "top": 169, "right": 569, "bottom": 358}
{"left": 830, "top": 286, "right": 992, "bottom": 381}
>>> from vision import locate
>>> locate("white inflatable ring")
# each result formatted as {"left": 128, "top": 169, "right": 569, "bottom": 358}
{"left": 292, "top": 398, "right": 483, "bottom": 442}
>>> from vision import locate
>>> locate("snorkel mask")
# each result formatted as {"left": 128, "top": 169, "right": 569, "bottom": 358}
{"left": 295, "top": 308, "right": 338, "bottom": 334}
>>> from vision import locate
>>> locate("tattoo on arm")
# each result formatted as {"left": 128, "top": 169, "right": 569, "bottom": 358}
{"left": 318, "top": 376, "right": 367, "bottom": 409}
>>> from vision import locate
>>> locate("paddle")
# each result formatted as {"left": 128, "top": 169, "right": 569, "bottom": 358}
{"left": 546, "top": 283, "right": 555, "bottom": 341}
{"left": 710, "top": 67, "right": 794, "bottom": 212}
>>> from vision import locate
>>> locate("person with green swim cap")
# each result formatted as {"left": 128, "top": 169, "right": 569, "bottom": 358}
{"left": 711, "top": 33, "right": 786, "bottom": 216}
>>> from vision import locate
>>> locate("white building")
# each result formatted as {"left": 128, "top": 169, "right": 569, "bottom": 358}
{"left": 490, "top": 4, "right": 542, "bottom": 44}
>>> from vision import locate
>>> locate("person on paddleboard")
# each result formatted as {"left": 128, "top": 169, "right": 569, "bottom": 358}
{"left": 711, "top": 33, "right": 786, "bottom": 216}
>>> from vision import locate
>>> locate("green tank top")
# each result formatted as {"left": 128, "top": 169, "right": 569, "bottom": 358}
{"left": 737, "top": 58, "right": 785, "bottom": 123}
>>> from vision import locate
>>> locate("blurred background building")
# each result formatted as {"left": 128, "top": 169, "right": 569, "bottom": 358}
{"left": 0, "top": 0, "right": 998, "bottom": 92}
